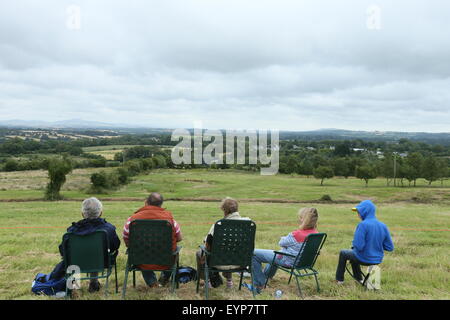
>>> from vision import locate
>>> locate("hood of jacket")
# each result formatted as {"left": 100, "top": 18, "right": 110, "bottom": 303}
{"left": 355, "top": 200, "right": 376, "bottom": 220}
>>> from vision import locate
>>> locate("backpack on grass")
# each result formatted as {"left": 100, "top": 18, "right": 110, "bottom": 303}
{"left": 31, "top": 273, "right": 66, "bottom": 296}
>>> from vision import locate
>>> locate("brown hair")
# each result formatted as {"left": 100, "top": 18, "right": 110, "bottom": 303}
{"left": 220, "top": 197, "right": 238, "bottom": 215}
{"left": 298, "top": 207, "right": 319, "bottom": 230}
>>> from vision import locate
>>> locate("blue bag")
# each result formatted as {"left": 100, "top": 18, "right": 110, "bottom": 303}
{"left": 176, "top": 266, "right": 197, "bottom": 284}
{"left": 31, "top": 273, "right": 66, "bottom": 296}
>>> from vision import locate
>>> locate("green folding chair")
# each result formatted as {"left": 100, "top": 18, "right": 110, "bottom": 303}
{"left": 62, "top": 230, "right": 118, "bottom": 298}
{"left": 265, "top": 233, "right": 327, "bottom": 298}
{"left": 122, "top": 219, "right": 181, "bottom": 299}
{"left": 196, "top": 219, "right": 257, "bottom": 300}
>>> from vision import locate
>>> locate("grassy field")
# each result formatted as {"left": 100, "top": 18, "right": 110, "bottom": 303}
{"left": 0, "top": 168, "right": 449, "bottom": 203}
{"left": 0, "top": 169, "right": 449, "bottom": 300}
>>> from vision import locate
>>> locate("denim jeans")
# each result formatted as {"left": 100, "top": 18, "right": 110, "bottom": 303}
{"left": 252, "top": 249, "right": 281, "bottom": 287}
{"left": 141, "top": 270, "right": 172, "bottom": 286}
{"left": 335, "top": 249, "right": 364, "bottom": 281}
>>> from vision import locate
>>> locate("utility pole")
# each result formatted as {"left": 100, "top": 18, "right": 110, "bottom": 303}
{"left": 393, "top": 152, "right": 397, "bottom": 187}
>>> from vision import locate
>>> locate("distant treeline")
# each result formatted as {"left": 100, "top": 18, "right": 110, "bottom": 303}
{"left": 1, "top": 134, "right": 449, "bottom": 188}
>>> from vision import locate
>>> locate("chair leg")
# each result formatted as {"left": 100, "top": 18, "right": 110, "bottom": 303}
{"left": 239, "top": 272, "right": 243, "bottom": 290}
{"left": 196, "top": 271, "right": 200, "bottom": 293}
{"left": 115, "top": 264, "right": 118, "bottom": 294}
{"left": 105, "top": 275, "right": 109, "bottom": 297}
{"left": 171, "top": 265, "right": 176, "bottom": 293}
{"left": 250, "top": 271, "right": 256, "bottom": 299}
{"left": 264, "top": 272, "right": 269, "bottom": 289}
{"left": 295, "top": 276, "right": 303, "bottom": 298}
{"left": 314, "top": 273, "right": 320, "bottom": 293}
{"left": 204, "top": 267, "right": 209, "bottom": 300}
{"left": 133, "top": 270, "right": 136, "bottom": 288}
{"left": 122, "top": 264, "right": 129, "bottom": 300}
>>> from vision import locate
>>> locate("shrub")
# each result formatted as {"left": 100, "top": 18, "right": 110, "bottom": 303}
{"left": 45, "top": 158, "right": 73, "bottom": 200}
{"left": 320, "top": 194, "right": 333, "bottom": 201}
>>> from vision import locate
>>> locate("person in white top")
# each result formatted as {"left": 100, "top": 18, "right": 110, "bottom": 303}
{"left": 196, "top": 197, "right": 251, "bottom": 289}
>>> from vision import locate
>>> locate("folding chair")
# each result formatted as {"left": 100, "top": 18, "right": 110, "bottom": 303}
{"left": 345, "top": 260, "right": 380, "bottom": 289}
{"left": 62, "top": 230, "right": 118, "bottom": 298}
{"left": 265, "top": 233, "right": 327, "bottom": 298}
{"left": 122, "top": 219, "right": 181, "bottom": 299}
{"left": 196, "top": 219, "right": 256, "bottom": 300}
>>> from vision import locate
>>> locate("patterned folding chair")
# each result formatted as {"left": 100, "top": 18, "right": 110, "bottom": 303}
{"left": 196, "top": 219, "right": 256, "bottom": 300}
{"left": 122, "top": 219, "right": 181, "bottom": 299}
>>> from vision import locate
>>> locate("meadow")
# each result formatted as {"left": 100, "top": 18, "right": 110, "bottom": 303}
{"left": 0, "top": 169, "right": 449, "bottom": 300}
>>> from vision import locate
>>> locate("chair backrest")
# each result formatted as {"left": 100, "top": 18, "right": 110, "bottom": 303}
{"left": 209, "top": 219, "right": 256, "bottom": 268}
{"left": 293, "top": 233, "right": 327, "bottom": 270}
{"left": 128, "top": 219, "right": 174, "bottom": 266}
{"left": 62, "top": 230, "right": 109, "bottom": 274}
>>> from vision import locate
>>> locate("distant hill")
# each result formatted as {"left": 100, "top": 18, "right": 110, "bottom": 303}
{"left": 0, "top": 120, "right": 448, "bottom": 144}
{"left": 0, "top": 119, "right": 147, "bottom": 129}
{"left": 280, "top": 129, "right": 450, "bottom": 144}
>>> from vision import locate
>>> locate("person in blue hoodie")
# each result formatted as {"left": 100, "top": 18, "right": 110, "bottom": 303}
{"left": 48, "top": 197, "right": 120, "bottom": 292}
{"left": 335, "top": 200, "right": 394, "bottom": 283}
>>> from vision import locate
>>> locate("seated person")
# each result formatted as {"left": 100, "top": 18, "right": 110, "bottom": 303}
{"left": 245, "top": 207, "right": 319, "bottom": 294}
{"left": 49, "top": 197, "right": 121, "bottom": 292}
{"left": 123, "top": 192, "right": 182, "bottom": 287}
{"left": 335, "top": 200, "right": 394, "bottom": 284}
{"left": 196, "top": 197, "right": 251, "bottom": 289}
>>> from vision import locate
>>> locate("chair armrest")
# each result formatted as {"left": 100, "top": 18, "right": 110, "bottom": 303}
{"left": 199, "top": 244, "right": 210, "bottom": 256}
{"left": 273, "top": 251, "right": 296, "bottom": 258}
{"left": 173, "top": 246, "right": 182, "bottom": 255}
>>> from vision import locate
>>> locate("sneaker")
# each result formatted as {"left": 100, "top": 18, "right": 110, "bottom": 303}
{"left": 335, "top": 280, "right": 344, "bottom": 285}
{"left": 226, "top": 279, "right": 233, "bottom": 289}
{"left": 158, "top": 276, "right": 170, "bottom": 287}
{"left": 88, "top": 280, "right": 101, "bottom": 293}
{"left": 148, "top": 282, "right": 160, "bottom": 288}
{"left": 242, "top": 282, "right": 261, "bottom": 295}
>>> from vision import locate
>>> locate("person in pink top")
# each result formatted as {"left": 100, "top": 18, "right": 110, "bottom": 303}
{"left": 244, "top": 208, "right": 319, "bottom": 294}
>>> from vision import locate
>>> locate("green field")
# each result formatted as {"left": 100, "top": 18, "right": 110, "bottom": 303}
{"left": 0, "top": 168, "right": 449, "bottom": 203}
{"left": 0, "top": 169, "right": 449, "bottom": 300}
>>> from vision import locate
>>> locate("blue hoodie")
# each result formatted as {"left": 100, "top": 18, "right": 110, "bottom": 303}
{"left": 352, "top": 200, "right": 394, "bottom": 264}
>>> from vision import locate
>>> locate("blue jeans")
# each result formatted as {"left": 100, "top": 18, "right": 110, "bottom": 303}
{"left": 335, "top": 249, "right": 363, "bottom": 282}
{"left": 252, "top": 249, "right": 280, "bottom": 287}
{"left": 141, "top": 270, "right": 172, "bottom": 286}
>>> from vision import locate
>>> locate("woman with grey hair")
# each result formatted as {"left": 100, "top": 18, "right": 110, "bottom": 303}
{"left": 48, "top": 197, "right": 120, "bottom": 293}
{"left": 196, "top": 197, "right": 251, "bottom": 289}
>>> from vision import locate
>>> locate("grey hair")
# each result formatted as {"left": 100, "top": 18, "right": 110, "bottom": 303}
{"left": 82, "top": 197, "right": 103, "bottom": 219}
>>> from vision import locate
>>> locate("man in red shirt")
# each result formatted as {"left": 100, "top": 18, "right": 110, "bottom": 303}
{"left": 123, "top": 192, "right": 183, "bottom": 287}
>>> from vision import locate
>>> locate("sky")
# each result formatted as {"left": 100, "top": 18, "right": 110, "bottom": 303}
{"left": 0, "top": 0, "right": 449, "bottom": 132}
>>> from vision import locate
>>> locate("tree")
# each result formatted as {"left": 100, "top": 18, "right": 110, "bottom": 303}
{"left": 3, "top": 159, "right": 19, "bottom": 172}
{"left": 404, "top": 152, "right": 424, "bottom": 187}
{"left": 332, "top": 158, "right": 352, "bottom": 178}
{"left": 313, "top": 166, "right": 334, "bottom": 186}
{"left": 355, "top": 165, "right": 378, "bottom": 187}
{"left": 45, "top": 158, "right": 73, "bottom": 200}
{"left": 299, "top": 159, "right": 314, "bottom": 178}
{"left": 333, "top": 142, "right": 352, "bottom": 157}
{"left": 380, "top": 153, "right": 395, "bottom": 186}
{"left": 285, "top": 156, "right": 300, "bottom": 174}
{"left": 422, "top": 156, "right": 440, "bottom": 185}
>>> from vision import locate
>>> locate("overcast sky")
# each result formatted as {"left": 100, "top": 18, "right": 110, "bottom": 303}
{"left": 0, "top": 0, "right": 449, "bottom": 132}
